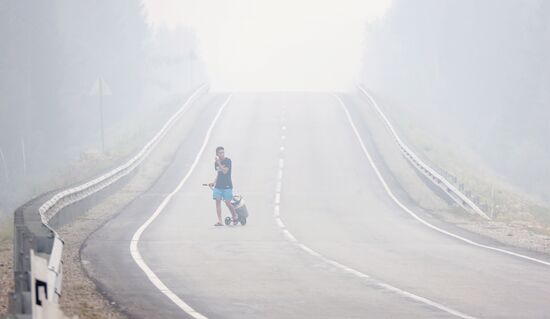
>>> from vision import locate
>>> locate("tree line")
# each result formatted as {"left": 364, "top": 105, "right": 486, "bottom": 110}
{"left": 361, "top": 0, "right": 550, "bottom": 201}
{"left": 0, "top": 0, "right": 205, "bottom": 214}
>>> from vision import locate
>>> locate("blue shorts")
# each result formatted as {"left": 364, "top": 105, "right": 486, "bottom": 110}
{"left": 213, "top": 187, "right": 233, "bottom": 201}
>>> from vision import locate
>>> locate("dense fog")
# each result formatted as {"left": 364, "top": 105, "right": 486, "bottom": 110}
{"left": 0, "top": 1, "right": 206, "bottom": 215}
{"left": 361, "top": 0, "right": 550, "bottom": 202}
{"left": 143, "top": 0, "right": 392, "bottom": 92}
{"left": 1, "top": 0, "right": 549, "bottom": 219}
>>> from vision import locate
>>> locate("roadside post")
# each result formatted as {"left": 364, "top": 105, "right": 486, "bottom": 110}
{"left": 90, "top": 76, "right": 112, "bottom": 153}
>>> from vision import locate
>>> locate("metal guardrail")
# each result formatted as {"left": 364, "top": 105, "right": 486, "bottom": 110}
{"left": 6, "top": 85, "right": 208, "bottom": 318}
{"left": 358, "top": 85, "right": 491, "bottom": 220}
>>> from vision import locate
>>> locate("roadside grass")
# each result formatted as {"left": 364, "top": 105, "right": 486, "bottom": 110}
{"left": 0, "top": 147, "right": 131, "bottom": 253}
{"left": 46, "top": 95, "right": 185, "bottom": 195}
{"left": 396, "top": 122, "right": 550, "bottom": 234}
{"left": 0, "top": 95, "right": 185, "bottom": 253}
{"left": 0, "top": 212, "right": 13, "bottom": 252}
{"left": 0, "top": 94, "right": 186, "bottom": 318}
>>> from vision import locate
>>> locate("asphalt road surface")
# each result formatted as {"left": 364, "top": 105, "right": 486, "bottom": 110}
{"left": 82, "top": 93, "right": 550, "bottom": 319}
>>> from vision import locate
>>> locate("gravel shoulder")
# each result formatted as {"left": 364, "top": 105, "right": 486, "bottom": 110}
{"left": 57, "top": 94, "right": 214, "bottom": 318}
{"left": 0, "top": 93, "right": 215, "bottom": 318}
{"left": 0, "top": 218, "right": 13, "bottom": 316}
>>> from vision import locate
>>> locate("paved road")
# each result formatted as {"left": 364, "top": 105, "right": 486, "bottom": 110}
{"left": 83, "top": 93, "right": 550, "bottom": 318}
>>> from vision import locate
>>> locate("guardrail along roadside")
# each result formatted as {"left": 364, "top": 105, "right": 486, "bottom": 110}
{"left": 358, "top": 85, "right": 490, "bottom": 220}
{"left": 5, "top": 85, "right": 207, "bottom": 318}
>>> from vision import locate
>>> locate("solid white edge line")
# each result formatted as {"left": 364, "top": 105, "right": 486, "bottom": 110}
{"left": 129, "top": 94, "right": 233, "bottom": 319}
{"left": 333, "top": 93, "right": 550, "bottom": 267}
{"left": 274, "top": 205, "right": 280, "bottom": 217}
{"left": 273, "top": 105, "right": 476, "bottom": 319}
{"left": 40, "top": 84, "right": 208, "bottom": 219}
{"left": 282, "top": 229, "right": 297, "bottom": 242}
{"left": 275, "top": 217, "right": 285, "bottom": 228}
{"left": 274, "top": 193, "right": 281, "bottom": 204}
{"left": 357, "top": 85, "right": 490, "bottom": 220}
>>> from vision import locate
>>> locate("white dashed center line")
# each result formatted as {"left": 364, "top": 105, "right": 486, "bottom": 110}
{"left": 271, "top": 104, "right": 476, "bottom": 319}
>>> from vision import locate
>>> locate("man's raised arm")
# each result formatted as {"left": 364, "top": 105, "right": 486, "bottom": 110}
{"left": 215, "top": 157, "right": 230, "bottom": 175}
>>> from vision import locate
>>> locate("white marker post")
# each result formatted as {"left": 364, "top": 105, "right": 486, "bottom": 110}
{"left": 188, "top": 51, "right": 196, "bottom": 91}
{"left": 21, "top": 137, "right": 27, "bottom": 183}
{"left": 90, "top": 77, "right": 112, "bottom": 153}
{"left": 99, "top": 79, "right": 104, "bottom": 152}
{"left": 491, "top": 184, "right": 495, "bottom": 218}
{"left": 0, "top": 146, "right": 8, "bottom": 183}
{"left": 186, "top": 58, "right": 191, "bottom": 91}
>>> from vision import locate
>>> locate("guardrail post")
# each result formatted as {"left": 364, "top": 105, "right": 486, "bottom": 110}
{"left": 358, "top": 85, "right": 490, "bottom": 220}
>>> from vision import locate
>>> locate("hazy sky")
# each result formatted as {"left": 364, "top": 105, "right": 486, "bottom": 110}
{"left": 143, "top": 0, "right": 393, "bottom": 92}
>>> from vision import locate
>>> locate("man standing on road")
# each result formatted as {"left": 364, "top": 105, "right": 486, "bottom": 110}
{"left": 209, "top": 146, "right": 238, "bottom": 226}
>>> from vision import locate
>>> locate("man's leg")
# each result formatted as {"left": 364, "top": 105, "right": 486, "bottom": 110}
{"left": 216, "top": 199, "right": 223, "bottom": 224}
{"left": 223, "top": 188, "right": 237, "bottom": 220}
{"left": 224, "top": 200, "right": 237, "bottom": 220}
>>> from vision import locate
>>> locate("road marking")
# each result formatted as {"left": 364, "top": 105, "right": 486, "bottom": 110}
{"left": 273, "top": 105, "right": 476, "bottom": 319}
{"left": 274, "top": 193, "right": 281, "bottom": 205}
{"left": 275, "top": 180, "right": 282, "bottom": 193}
{"left": 130, "top": 94, "right": 233, "bottom": 319}
{"left": 334, "top": 94, "right": 550, "bottom": 268}
{"left": 282, "top": 229, "right": 297, "bottom": 242}
{"left": 358, "top": 86, "right": 490, "bottom": 220}
{"left": 275, "top": 217, "right": 285, "bottom": 228}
